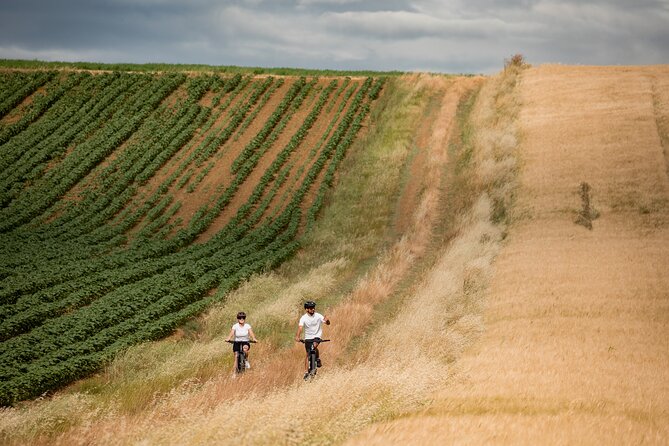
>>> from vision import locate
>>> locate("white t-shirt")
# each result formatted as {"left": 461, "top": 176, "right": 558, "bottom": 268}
{"left": 232, "top": 322, "right": 252, "bottom": 342}
{"left": 299, "top": 312, "right": 326, "bottom": 340}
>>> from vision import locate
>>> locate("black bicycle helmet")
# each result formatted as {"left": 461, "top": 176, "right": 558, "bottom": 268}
{"left": 304, "top": 301, "right": 316, "bottom": 309}
{"left": 236, "top": 311, "right": 246, "bottom": 319}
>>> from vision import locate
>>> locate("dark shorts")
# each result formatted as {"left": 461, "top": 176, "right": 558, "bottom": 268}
{"left": 303, "top": 337, "right": 322, "bottom": 353}
{"left": 232, "top": 341, "right": 250, "bottom": 353}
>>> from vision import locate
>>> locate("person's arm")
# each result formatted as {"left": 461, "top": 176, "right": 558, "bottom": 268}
{"left": 249, "top": 328, "right": 258, "bottom": 342}
{"left": 225, "top": 328, "right": 235, "bottom": 342}
{"left": 295, "top": 324, "right": 303, "bottom": 342}
{"left": 322, "top": 314, "right": 330, "bottom": 325}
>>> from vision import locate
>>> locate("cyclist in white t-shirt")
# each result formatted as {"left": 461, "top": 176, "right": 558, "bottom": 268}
{"left": 225, "top": 311, "right": 258, "bottom": 370}
{"left": 295, "top": 301, "right": 330, "bottom": 378}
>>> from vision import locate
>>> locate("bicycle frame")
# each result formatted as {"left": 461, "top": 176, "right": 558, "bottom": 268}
{"left": 227, "top": 340, "right": 256, "bottom": 374}
{"left": 300, "top": 339, "right": 330, "bottom": 379}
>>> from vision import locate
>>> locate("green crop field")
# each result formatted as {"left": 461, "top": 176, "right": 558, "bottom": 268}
{"left": 0, "top": 67, "right": 384, "bottom": 405}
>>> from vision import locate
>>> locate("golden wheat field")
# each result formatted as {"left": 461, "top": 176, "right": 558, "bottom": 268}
{"left": 347, "top": 65, "right": 669, "bottom": 445}
{"left": 1, "top": 63, "right": 668, "bottom": 445}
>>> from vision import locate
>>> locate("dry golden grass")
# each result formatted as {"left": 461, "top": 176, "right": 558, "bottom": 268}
{"left": 348, "top": 65, "right": 669, "bottom": 445}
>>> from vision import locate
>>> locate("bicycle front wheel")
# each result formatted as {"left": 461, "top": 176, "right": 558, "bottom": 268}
{"left": 310, "top": 352, "right": 318, "bottom": 376}
{"left": 237, "top": 352, "right": 246, "bottom": 373}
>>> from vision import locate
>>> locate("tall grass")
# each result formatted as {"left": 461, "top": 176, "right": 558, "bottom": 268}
{"left": 343, "top": 59, "right": 525, "bottom": 446}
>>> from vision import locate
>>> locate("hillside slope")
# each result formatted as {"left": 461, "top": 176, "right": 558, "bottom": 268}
{"left": 348, "top": 65, "right": 669, "bottom": 444}
{"left": 2, "top": 64, "right": 668, "bottom": 445}
{"left": 0, "top": 67, "right": 489, "bottom": 444}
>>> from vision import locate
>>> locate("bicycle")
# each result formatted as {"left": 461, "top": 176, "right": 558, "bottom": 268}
{"left": 226, "top": 340, "right": 256, "bottom": 374}
{"left": 299, "top": 339, "right": 330, "bottom": 380}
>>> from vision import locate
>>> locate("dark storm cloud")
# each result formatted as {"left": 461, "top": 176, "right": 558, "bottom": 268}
{"left": 0, "top": 0, "right": 667, "bottom": 73}
{"left": 0, "top": 0, "right": 200, "bottom": 62}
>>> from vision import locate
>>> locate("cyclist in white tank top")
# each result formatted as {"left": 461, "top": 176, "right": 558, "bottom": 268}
{"left": 225, "top": 311, "right": 258, "bottom": 371}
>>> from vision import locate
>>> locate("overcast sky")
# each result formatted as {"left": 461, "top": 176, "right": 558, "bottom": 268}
{"left": 0, "top": 0, "right": 667, "bottom": 74}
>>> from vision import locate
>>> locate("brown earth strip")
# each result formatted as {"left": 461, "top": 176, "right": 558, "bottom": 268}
{"left": 196, "top": 78, "right": 353, "bottom": 240}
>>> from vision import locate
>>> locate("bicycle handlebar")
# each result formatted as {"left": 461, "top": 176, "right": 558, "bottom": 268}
{"left": 298, "top": 339, "right": 330, "bottom": 343}
{"left": 226, "top": 340, "right": 257, "bottom": 343}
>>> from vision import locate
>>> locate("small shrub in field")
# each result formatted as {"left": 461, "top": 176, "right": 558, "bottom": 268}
{"left": 574, "top": 181, "right": 600, "bottom": 230}
{"left": 504, "top": 53, "right": 529, "bottom": 70}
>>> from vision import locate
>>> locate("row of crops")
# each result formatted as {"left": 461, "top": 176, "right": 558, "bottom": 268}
{"left": 0, "top": 68, "right": 384, "bottom": 405}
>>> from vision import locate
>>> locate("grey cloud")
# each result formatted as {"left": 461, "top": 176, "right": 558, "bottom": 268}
{"left": 0, "top": 0, "right": 667, "bottom": 73}
{"left": 322, "top": 10, "right": 542, "bottom": 40}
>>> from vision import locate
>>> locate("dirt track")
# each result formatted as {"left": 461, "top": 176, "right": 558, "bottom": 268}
{"left": 348, "top": 65, "right": 669, "bottom": 444}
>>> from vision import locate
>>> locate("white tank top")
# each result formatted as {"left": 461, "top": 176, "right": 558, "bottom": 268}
{"left": 232, "top": 322, "right": 251, "bottom": 341}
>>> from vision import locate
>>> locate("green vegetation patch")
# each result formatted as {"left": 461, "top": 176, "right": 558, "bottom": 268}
{"left": 0, "top": 68, "right": 384, "bottom": 406}
{"left": 0, "top": 58, "right": 405, "bottom": 77}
